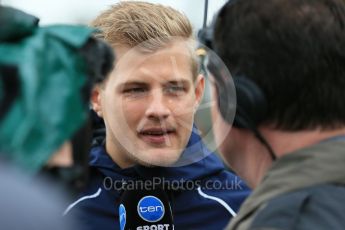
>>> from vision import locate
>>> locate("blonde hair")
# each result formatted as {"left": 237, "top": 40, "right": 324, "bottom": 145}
{"left": 91, "top": 1, "right": 198, "bottom": 78}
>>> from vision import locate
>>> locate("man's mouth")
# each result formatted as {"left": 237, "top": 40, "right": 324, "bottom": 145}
{"left": 138, "top": 128, "right": 176, "bottom": 144}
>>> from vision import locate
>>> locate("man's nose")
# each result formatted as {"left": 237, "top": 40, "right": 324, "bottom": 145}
{"left": 145, "top": 90, "right": 170, "bottom": 120}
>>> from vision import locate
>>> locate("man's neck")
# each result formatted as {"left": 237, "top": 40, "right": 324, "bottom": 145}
{"left": 105, "top": 134, "right": 136, "bottom": 169}
{"left": 228, "top": 130, "right": 273, "bottom": 189}
{"left": 261, "top": 127, "right": 345, "bottom": 158}
{"left": 234, "top": 126, "right": 345, "bottom": 189}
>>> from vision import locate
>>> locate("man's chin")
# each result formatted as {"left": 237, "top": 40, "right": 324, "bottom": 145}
{"left": 136, "top": 152, "right": 181, "bottom": 167}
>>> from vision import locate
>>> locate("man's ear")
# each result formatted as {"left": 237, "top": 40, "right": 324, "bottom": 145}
{"left": 194, "top": 74, "right": 205, "bottom": 108}
{"left": 91, "top": 85, "right": 103, "bottom": 118}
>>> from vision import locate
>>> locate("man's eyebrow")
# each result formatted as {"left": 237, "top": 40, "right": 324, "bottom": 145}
{"left": 117, "top": 81, "right": 148, "bottom": 90}
{"left": 165, "top": 80, "right": 190, "bottom": 85}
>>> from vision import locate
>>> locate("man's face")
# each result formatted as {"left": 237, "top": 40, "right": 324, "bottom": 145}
{"left": 92, "top": 41, "right": 204, "bottom": 168}
{"left": 210, "top": 82, "right": 238, "bottom": 168}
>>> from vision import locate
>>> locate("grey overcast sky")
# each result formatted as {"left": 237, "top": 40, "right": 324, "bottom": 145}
{"left": 2, "top": 0, "right": 227, "bottom": 33}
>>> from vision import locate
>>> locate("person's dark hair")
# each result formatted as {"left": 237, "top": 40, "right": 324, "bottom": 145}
{"left": 214, "top": 0, "right": 345, "bottom": 131}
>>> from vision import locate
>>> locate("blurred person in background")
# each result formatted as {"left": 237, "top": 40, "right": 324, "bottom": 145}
{"left": 0, "top": 5, "right": 114, "bottom": 229}
{"left": 209, "top": 0, "right": 345, "bottom": 229}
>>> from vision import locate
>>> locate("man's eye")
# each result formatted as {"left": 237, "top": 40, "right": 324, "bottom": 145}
{"left": 123, "top": 88, "right": 147, "bottom": 94}
{"left": 165, "top": 86, "right": 185, "bottom": 94}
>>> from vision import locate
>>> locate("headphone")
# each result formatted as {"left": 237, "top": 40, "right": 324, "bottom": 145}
{"left": 198, "top": 0, "right": 268, "bottom": 130}
{"left": 207, "top": 52, "right": 277, "bottom": 160}
{"left": 206, "top": 52, "right": 267, "bottom": 127}
{"left": 198, "top": 0, "right": 276, "bottom": 160}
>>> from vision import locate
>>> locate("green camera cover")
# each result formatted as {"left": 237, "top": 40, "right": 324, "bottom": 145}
{"left": 0, "top": 6, "right": 94, "bottom": 173}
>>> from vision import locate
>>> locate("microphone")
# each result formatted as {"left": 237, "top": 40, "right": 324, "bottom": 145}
{"left": 118, "top": 184, "right": 174, "bottom": 230}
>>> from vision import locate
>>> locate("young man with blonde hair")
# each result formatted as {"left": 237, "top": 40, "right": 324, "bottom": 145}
{"left": 65, "top": 2, "right": 249, "bottom": 229}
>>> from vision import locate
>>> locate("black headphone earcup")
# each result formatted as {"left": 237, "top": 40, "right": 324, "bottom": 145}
{"left": 207, "top": 52, "right": 267, "bottom": 129}
{"left": 207, "top": 53, "right": 237, "bottom": 125}
{"left": 215, "top": 75, "right": 267, "bottom": 129}
{"left": 216, "top": 79, "right": 236, "bottom": 125}
{"left": 232, "top": 77, "right": 268, "bottom": 129}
